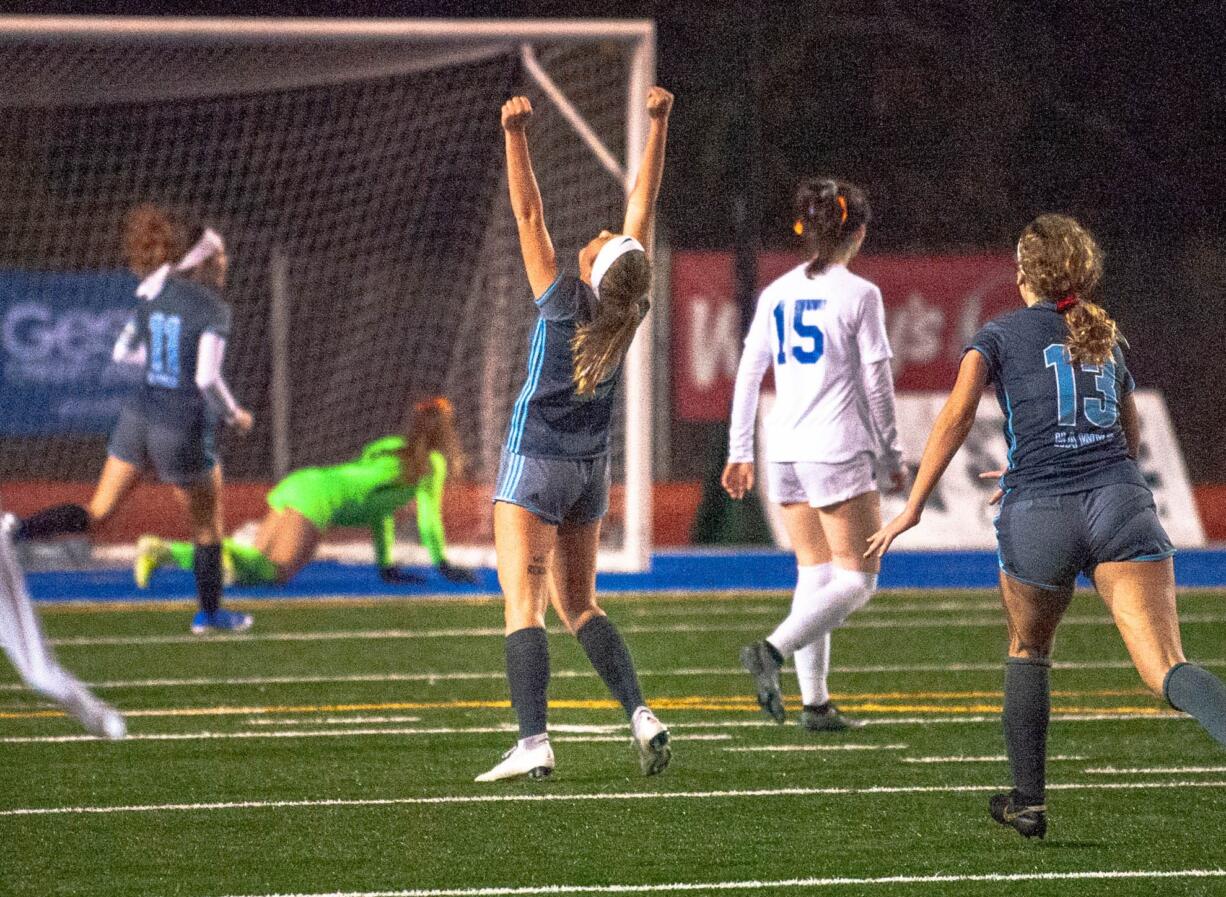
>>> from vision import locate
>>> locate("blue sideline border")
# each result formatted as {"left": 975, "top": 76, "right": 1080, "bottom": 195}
{"left": 25, "top": 549, "right": 1226, "bottom": 603}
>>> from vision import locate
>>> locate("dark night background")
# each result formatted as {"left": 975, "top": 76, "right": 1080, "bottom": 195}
{"left": 6, "top": 0, "right": 1225, "bottom": 480}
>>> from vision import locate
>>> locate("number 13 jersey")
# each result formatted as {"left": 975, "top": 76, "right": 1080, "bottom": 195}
{"left": 967, "top": 300, "right": 1144, "bottom": 498}
{"left": 729, "top": 263, "right": 893, "bottom": 463}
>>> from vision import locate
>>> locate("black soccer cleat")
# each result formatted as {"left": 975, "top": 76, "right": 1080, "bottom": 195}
{"left": 740, "top": 641, "right": 786, "bottom": 723}
{"left": 798, "top": 702, "right": 865, "bottom": 732}
{"left": 989, "top": 791, "right": 1047, "bottom": 839}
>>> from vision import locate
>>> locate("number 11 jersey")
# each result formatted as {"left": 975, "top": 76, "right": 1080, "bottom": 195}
{"left": 135, "top": 276, "right": 231, "bottom": 425}
{"left": 967, "top": 300, "right": 1144, "bottom": 498}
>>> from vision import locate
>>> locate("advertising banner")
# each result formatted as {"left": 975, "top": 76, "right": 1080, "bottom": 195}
{"left": 756, "top": 390, "right": 1206, "bottom": 550}
{"left": 0, "top": 271, "right": 140, "bottom": 435}
{"left": 672, "top": 251, "right": 1019, "bottom": 421}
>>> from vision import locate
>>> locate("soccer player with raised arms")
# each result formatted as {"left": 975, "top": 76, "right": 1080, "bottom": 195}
{"left": 17, "top": 205, "right": 254, "bottom": 634}
{"left": 475, "top": 86, "right": 674, "bottom": 782}
{"left": 868, "top": 214, "right": 1226, "bottom": 837}
{"left": 134, "top": 396, "right": 476, "bottom": 588}
{"left": 723, "top": 178, "right": 904, "bottom": 731}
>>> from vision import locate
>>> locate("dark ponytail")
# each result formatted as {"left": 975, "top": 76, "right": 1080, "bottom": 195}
{"left": 793, "top": 178, "right": 870, "bottom": 278}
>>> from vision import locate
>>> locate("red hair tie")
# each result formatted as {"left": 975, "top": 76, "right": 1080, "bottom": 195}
{"left": 1056, "top": 294, "right": 1079, "bottom": 313}
{"left": 836, "top": 195, "right": 848, "bottom": 224}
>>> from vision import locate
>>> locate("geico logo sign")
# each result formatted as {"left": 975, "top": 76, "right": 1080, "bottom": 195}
{"left": 2, "top": 302, "right": 128, "bottom": 383}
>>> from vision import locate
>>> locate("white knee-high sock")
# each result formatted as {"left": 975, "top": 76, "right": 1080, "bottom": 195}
{"left": 0, "top": 520, "right": 74, "bottom": 702}
{"left": 788, "top": 563, "right": 834, "bottom": 706}
{"left": 768, "top": 566, "right": 877, "bottom": 658}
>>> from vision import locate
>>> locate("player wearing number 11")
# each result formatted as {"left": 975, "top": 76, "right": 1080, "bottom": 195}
{"left": 724, "top": 178, "right": 904, "bottom": 732}
{"left": 17, "top": 205, "right": 254, "bottom": 634}
{"left": 867, "top": 213, "right": 1226, "bottom": 838}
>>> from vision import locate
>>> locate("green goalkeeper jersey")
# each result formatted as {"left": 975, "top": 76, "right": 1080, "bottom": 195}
{"left": 267, "top": 436, "right": 448, "bottom": 567}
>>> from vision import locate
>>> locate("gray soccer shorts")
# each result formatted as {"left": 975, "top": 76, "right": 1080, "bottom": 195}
{"left": 994, "top": 482, "right": 1175, "bottom": 591}
{"left": 107, "top": 405, "right": 217, "bottom": 487}
{"left": 492, "top": 448, "right": 610, "bottom": 527}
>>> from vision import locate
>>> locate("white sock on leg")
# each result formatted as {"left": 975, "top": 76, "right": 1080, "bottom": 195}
{"left": 768, "top": 566, "right": 877, "bottom": 657}
{"left": 794, "top": 632, "right": 832, "bottom": 706}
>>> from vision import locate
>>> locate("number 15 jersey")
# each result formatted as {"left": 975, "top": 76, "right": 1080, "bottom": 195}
{"left": 967, "top": 301, "right": 1144, "bottom": 498}
{"left": 729, "top": 263, "right": 893, "bottom": 463}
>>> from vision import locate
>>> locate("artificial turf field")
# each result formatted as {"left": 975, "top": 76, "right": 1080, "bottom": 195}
{"left": 3, "top": 588, "right": 1225, "bottom": 897}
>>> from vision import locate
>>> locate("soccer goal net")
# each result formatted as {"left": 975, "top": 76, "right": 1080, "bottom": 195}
{"left": 0, "top": 16, "right": 656, "bottom": 571}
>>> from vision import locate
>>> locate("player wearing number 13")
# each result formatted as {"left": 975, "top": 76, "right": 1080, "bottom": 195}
{"left": 724, "top": 178, "right": 904, "bottom": 732}
{"left": 867, "top": 213, "right": 1226, "bottom": 838}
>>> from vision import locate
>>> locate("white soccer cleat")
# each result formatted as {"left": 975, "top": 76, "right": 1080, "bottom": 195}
{"left": 474, "top": 739, "right": 555, "bottom": 782}
{"left": 631, "top": 706, "right": 671, "bottom": 776}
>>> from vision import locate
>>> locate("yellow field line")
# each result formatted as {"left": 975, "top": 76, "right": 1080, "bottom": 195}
{"left": 0, "top": 695, "right": 1169, "bottom": 721}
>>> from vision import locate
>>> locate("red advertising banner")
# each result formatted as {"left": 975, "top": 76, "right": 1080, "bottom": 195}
{"left": 672, "top": 251, "right": 1019, "bottom": 421}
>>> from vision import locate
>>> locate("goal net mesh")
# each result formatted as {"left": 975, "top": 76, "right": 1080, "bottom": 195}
{"left": 0, "top": 30, "right": 637, "bottom": 562}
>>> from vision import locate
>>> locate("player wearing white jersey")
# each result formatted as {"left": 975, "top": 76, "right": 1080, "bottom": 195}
{"left": 723, "top": 178, "right": 904, "bottom": 730}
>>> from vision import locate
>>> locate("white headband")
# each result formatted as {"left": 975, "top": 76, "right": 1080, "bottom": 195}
{"left": 134, "top": 228, "right": 225, "bottom": 300}
{"left": 176, "top": 228, "right": 225, "bottom": 273}
{"left": 590, "top": 235, "right": 645, "bottom": 301}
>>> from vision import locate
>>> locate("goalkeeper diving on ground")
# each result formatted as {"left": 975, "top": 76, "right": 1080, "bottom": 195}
{"left": 134, "top": 396, "right": 478, "bottom": 588}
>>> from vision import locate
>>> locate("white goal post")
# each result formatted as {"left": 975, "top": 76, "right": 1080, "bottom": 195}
{"left": 0, "top": 16, "right": 657, "bottom": 572}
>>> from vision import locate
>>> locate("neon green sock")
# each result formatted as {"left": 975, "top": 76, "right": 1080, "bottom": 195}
{"left": 167, "top": 540, "right": 195, "bottom": 571}
{"left": 224, "top": 539, "right": 279, "bottom": 585}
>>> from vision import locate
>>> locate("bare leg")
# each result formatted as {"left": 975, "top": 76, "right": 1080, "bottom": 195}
{"left": 88, "top": 456, "right": 144, "bottom": 529}
{"left": 253, "top": 508, "right": 323, "bottom": 584}
{"left": 1093, "top": 559, "right": 1184, "bottom": 696}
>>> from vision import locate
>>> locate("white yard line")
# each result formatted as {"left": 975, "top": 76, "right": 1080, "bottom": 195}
{"left": 42, "top": 614, "right": 1226, "bottom": 649}
{"left": 554, "top": 734, "right": 731, "bottom": 744}
{"left": 5, "top": 658, "right": 1220, "bottom": 692}
{"left": 724, "top": 744, "right": 908, "bottom": 753}
{"left": 0, "top": 711, "right": 1190, "bottom": 745}
{"left": 5, "top": 780, "right": 1226, "bottom": 818}
{"left": 244, "top": 716, "right": 424, "bottom": 726}
{"left": 901, "top": 755, "right": 1086, "bottom": 764}
{"left": 1085, "top": 766, "right": 1226, "bottom": 775}
{"left": 213, "top": 869, "right": 1226, "bottom": 897}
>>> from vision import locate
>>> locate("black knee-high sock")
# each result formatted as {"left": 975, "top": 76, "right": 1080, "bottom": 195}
{"left": 577, "top": 615, "right": 645, "bottom": 719}
{"left": 1004, "top": 656, "right": 1051, "bottom": 806}
{"left": 16, "top": 505, "right": 90, "bottom": 541}
{"left": 505, "top": 627, "right": 549, "bottom": 739}
{"left": 193, "top": 543, "right": 223, "bottom": 615}
{"left": 1165, "top": 662, "right": 1226, "bottom": 747}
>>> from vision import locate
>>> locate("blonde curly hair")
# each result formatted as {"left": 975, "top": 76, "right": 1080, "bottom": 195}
{"left": 1017, "top": 213, "right": 1119, "bottom": 365}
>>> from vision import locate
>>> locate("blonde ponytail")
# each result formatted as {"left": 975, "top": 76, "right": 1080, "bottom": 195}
{"left": 1062, "top": 300, "right": 1118, "bottom": 365}
{"left": 572, "top": 249, "right": 651, "bottom": 395}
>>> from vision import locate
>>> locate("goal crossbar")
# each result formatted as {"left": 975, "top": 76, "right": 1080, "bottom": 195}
{"left": 0, "top": 16, "right": 653, "bottom": 44}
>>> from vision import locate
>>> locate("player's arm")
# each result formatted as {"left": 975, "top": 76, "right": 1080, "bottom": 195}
{"left": 374, "top": 516, "right": 423, "bottom": 584}
{"left": 865, "top": 350, "right": 988, "bottom": 557}
{"left": 502, "top": 96, "right": 557, "bottom": 298}
{"left": 621, "top": 87, "right": 674, "bottom": 249}
{"left": 1119, "top": 392, "right": 1141, "bottom": 459}
{"left": 111, "top": 317, "right": 146, "bottom": 367}
{"left": 195, "top": 332, "right": 253, "bottom": 433}
{"left": 416, "top": 453, "right": 478, "bottom": 584}
{"left": 722, "top": 296, "right": 772, "bottom": 500}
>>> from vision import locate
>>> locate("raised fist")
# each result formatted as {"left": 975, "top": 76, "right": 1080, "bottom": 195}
{"left": 646, "top": 86, "right": 674, "bottom": 120}
{"left": 501, "top": 96, "right": 534, "bottom": 132}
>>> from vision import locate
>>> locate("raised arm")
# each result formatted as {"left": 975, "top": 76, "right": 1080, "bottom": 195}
{"left": 502, "top": 96, "right": 557, "bottom": 298}
{"left": 621, "top": 87, "right": 674, "bottom": 249}
{"left": 865, "top": 350, "right": 989, "bottom": 557}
